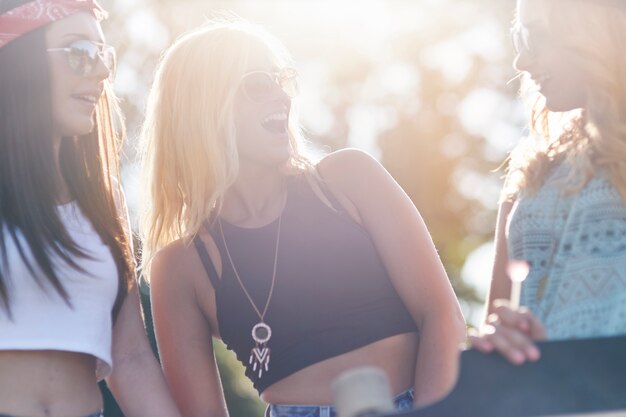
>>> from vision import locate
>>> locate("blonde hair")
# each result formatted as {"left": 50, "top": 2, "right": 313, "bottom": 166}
{"left": 139, "top": 18, "right": 311, "bottom": 277}
{"left": 504, "top": 0, "right": 626, "bottom": 202}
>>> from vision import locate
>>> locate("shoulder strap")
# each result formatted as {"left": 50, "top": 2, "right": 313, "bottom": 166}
{"left": 192, "top": 234, "right": 220, "bottom": 289}
{"left": 308, "top": 168, "right": 343, "bottom": 212}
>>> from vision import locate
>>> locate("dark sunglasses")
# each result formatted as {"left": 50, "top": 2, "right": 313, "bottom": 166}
{"left": 47, "top": 40, "right": 116, "bottom": 81}
{"left": 240, "top": 68, "right": 298, "bottom": 102}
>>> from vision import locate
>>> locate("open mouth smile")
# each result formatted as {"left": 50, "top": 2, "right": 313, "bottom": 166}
{"left": 261, "top": 111, "right": 288, "bottom": 134}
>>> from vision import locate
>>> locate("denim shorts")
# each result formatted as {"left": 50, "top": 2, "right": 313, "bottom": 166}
{"left": 266, "top": 388, "right": 414, "bottom": 417}
{"left": 0, "top": 412, "right": 102, "bottom": 417}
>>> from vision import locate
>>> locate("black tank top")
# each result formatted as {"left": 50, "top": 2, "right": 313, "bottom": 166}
{"left": 193, "top": 174, "right": 418, "bottom": 393}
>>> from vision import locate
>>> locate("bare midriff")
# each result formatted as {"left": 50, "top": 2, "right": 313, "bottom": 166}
{"left": 0, "top": 350, "right": 102, "bottom": 417}
{"left": 260, "top": 332, "right": 418, "bottom": 404}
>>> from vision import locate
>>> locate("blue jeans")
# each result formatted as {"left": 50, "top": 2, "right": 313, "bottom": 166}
{"left": 266, "top": 388, "right": 414, "bottom": 417}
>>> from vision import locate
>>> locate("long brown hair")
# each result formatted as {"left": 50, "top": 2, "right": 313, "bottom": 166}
{"left": 0, "top": 15, "right": 134, "bottom": 319}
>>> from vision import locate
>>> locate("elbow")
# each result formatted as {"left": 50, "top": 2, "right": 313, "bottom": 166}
{"left": 455, "top": 313, "right": 467, "bottom": 344}
{"left": 450, "top": 304, "right": 468, "bottom": 343}
{"left": 419, "top": 307, "right": 467, "bottom": 345}
{"left": 434, "top": 306, "right": 467, "bottom": 344}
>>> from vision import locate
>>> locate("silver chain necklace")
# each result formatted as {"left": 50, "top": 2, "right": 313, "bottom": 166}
{"left": 218, "top": 216, "right": 282, "bottom": 378}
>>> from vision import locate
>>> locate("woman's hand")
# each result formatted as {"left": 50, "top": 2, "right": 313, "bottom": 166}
{"left": 469, "top": 299, "right": 546, "bottom": 365}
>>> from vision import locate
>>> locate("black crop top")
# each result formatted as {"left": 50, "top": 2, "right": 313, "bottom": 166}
{"left": 193, "top": 174, "right": 418, "bottom": 393}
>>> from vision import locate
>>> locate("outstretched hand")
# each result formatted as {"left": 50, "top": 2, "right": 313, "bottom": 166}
{"left": 468, "top": 299, "right": 547, "bottom": 365}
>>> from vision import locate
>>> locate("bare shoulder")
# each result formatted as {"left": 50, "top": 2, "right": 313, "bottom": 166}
{"left": 153, "top": 238, "right": 194, "bottom": 269}
{"left": 317, "top": 148, "right": 397, "bottom": 201}
{"left": 498, "top": 199, "right": 515, "bottom": 216}
{"left": 317, "top": 148, "right": 382, "bottom": 186}
{"left": 150, "top": 234, "right": 222, "bottom": 337}
{"left": 494, "top": 199, "right": 515, "bottom": 239}
{"left": 150, "top": 238, "right": 199, "bottom": 287}
{"left": 151, "top": 232, "right": 221, "bottom": 290}
{"left": 311, "top": 149, "right": 383, "bottom": 223}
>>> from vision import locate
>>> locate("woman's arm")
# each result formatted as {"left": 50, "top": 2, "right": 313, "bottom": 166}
{"left": 469, "top": 200, "right": 546, "bottom": 364}
{"left": 149, "top": 241, "right": 229, "bottom": 417}
{"left": 317, "top": 149, "right": 466, "bottom": 407}
{"left": 484, "top": 200, "right": 514, "bottom": 319}
{"left": 104, "top": 184, "right": 181, "bottom": 417}
{"left": 105, "top": 283, "right": 182, "bottom": 417}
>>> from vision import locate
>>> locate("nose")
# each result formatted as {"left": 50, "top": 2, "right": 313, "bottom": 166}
{"left": 513, "top": 48, "right": 533, "bottom": 73}
{"left": 92, "top": 55, "right": 112, "bottom": 82}
{"left": 269, "top": 83, "right": 291, "bottom": 105}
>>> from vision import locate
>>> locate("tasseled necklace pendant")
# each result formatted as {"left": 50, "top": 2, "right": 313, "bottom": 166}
{"left": 219, "top": 215, "right": 282, "bottom": 379}
{"left": 249, "top": 322, "right": 272, "bottom": 378}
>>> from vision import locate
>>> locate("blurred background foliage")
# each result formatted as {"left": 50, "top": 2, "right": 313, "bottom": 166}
{"left": 97, "top": 0, "right": 523, "bottom": 415}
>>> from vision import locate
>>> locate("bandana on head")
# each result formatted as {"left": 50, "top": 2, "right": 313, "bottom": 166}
{"left": 0, "top": 0, "right": 107, "bottom": 49}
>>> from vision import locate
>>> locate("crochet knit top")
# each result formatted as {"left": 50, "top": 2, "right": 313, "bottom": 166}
{"left": 507, "top": 161, "right": 626, "bottom": 339}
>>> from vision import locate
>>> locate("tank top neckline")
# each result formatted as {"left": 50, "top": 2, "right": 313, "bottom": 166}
{"left": 217, "top": 182, "right": 292, "bottom": 232}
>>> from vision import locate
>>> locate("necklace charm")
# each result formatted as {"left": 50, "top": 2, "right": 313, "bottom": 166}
{"left": 219, "top": 215, "right": 282, "bottom": 380}
{"left": 249, "top": 322, "right": 272, "bottom": 377}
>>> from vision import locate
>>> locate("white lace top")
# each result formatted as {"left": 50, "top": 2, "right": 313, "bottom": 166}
{"left": 507, "top": 162, "right": 626, "bottom": 339}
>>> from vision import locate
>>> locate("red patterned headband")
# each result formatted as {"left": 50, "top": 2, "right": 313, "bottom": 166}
{"left": 0, "top": 0, "right": 107, "bottom": 49}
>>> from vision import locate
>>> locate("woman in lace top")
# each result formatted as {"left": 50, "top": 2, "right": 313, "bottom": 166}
{"left": 470, "top": 0, "right": 626, "bottom": 364}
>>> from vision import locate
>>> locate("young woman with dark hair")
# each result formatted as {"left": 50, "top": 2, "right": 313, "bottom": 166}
{"left": 0, "top": 1, "right": 180, "bottom": 416}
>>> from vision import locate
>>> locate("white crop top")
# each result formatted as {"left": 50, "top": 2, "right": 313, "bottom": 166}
{"left": 0, "top": 201, "right": 118, "bottom": 380}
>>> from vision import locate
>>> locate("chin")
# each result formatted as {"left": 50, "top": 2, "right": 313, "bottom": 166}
{"left": 274, "top": 148, "right": 292, "bottom": 164}
{"left": 543, "top": 90, "right": 586, "bottom": 113}
{"left": 544, "top": 99, "right": 580, "bottom": 113}
{"left": 545, "top": 104, "right": 584, "bottom": 114}
{"left": 61, "top": 120, "right": 96, "bottom": 137}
